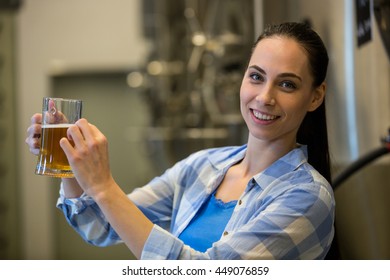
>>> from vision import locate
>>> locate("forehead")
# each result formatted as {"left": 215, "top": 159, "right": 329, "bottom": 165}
{"left": 249, "top": 37, "right": 310, "bottom": 76}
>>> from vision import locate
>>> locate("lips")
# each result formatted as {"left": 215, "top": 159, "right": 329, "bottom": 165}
{"left": 252, "top": 109, "right": 279, "bottom": 121}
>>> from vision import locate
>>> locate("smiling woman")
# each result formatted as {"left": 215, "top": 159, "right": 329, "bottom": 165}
{"left": 25, "top": 22, "right": 335, "bottom": 260}
{"left": 251, "top": 22, "right": 331, "bottom": 182}
{"left": 240, "top": 34, "right": 326, "bottom": 168}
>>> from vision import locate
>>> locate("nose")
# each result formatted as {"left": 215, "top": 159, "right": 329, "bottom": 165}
{"left": 255, "top": 84, "right": 276, "bottom": 106}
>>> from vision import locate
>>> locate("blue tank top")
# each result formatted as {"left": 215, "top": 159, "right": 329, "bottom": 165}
{"left": 178, "top": 193, "right": 237, "bottom": 252}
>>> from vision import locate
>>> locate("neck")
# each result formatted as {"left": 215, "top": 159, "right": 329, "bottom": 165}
{"left": 240, "top": 135, "right": 297, "bottom": 177}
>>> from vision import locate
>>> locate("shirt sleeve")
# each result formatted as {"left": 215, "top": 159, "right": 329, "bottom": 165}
{"left": 56, "top": 185, "right": 124, "bottom": 246}
{"left": 56, "top": 160, "right": 182, "bottom": 247}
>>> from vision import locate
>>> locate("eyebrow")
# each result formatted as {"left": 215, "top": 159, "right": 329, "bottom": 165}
{"left": 248, "top": 65, "right": 302, "bottom": 82}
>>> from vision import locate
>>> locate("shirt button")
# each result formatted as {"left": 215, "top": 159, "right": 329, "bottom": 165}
{"left": 223, "top": 231, "right": 229, "bottom": 236}
{"left": 238, "top": 200, "right": 242, "bottom": 205}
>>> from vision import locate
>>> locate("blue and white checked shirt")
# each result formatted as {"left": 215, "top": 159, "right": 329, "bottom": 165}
{"left": 57, "top": 145, "right": 335, "bottom": 260}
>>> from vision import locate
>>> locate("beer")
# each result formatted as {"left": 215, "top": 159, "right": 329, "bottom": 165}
{"left": 35, "top": 124, "right": 73, "bottom": 177}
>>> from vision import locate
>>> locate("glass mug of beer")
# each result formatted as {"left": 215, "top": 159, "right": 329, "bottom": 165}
{"left": 35, "top": 97, "right": 82, "bottom": 178}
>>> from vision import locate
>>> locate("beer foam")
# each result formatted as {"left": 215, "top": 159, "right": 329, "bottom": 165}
{"left": 41, "top": 124, "right": 73, "bottom": 128}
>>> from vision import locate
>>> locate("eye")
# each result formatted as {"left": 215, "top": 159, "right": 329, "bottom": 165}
{"left": 279, "top": 80, "right": 297, "bottom": 90}
{"left": 249, "top": 72, "right": 264, "bottom": 82}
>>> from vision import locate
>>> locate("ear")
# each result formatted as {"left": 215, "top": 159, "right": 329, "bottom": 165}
{"left": 307, "top": 82, "right": 326, "bottom": 112}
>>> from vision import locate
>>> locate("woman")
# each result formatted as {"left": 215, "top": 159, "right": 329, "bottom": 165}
{"left": 26, "top": 22, "right": 335, "bottom": 259}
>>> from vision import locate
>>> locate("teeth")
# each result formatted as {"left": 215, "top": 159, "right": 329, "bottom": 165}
{"left": 253, "top": 110, "right": 278, "bottom": 120}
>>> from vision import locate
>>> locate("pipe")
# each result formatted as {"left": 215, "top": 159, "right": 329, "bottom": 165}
{"left": 332, "top": 129, "right": 390, "bottom": 189}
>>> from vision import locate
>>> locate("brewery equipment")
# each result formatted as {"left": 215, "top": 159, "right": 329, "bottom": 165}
{"left": 131, "top": 0, "right": 255, "bottom": 172}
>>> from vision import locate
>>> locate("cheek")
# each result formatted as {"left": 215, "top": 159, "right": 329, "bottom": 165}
{"left": 286, "top": 110, "right": 306, "bottom": 124}
{"left": 239, "top": 93, "right": 245, "bottom": 115}
{"left": 284, "top": 103, "right": 309, "bottom": 126}
{"left": 239, "top": 85, "right": 250, "bottom": 113}
{"left": 239, "top": 82, "right": 252, "bottom": 104}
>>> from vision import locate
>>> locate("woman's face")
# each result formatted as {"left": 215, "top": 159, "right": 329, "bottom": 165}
{"left": 240, "top": 36, "right": 325, "bottom": 147}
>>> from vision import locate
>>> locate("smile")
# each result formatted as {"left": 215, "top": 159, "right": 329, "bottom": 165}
{"left": 252, "top": 110, "right": 279, "bottom": 121}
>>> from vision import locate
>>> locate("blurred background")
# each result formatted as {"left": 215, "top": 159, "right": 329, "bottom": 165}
{"left": 0, "top": 0, "right": 389, "bottom": 259}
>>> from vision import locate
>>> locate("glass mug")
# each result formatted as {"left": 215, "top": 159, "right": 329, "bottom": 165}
{"left": 35, "top": 97, "right": 82, "bottom": 178}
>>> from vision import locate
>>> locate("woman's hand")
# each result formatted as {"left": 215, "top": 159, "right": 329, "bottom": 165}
{"left": 25, "top": 100, "right": 69, "bottom": 155}
{"left": 60, "top": 118, "right": 115, "bottom": 199}
{"left": 25, "top": 113, "right": 43, "bottom": 156}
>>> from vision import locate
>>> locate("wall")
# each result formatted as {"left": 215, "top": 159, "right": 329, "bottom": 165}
{"left": 0, "top": 10, "right": 20, "bottom": 259}
{"left": 16, "top": 0, "right": 149, "bottom": 259}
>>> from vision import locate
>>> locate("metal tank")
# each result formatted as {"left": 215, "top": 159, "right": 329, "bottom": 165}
{"left": 260, "top": 0, "right": 390, "bottom": 259}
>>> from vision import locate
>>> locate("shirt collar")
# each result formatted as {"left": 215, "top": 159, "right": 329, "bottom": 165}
{"left": 253, "top": 145, "right": 309, "bottom": 189}
{"left": 207, "top": 145, "right": 247, "bottom": 171}
{"left": 207, "top": 144, "right": 309, "bottom": 188}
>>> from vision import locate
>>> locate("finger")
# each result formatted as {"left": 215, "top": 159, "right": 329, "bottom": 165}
{"left": 29, "top": 146, "right": 41, "bottom": 156}
{"left": 54, "top": 110, "right": 68, "bottom": 123}
{"left": 44, "top": 111, "right": 54, "bottom": 124}
{"left": 46, "top": 100, "right": 57, "bottom": 123}
{"left": 25, "top": 135, "right": 40, "bottom": 148}
{"left": 44, "top": 111, "right": 68, "bottom": 124}
{"left": 66, "top": 123, "right": 86, "bottom": 148}
{"left": 26, "top": 120, "right": 42, "bottom": 155}
{"left": 25, "top": 135, "right": 41, "bottom": 155}
{"left": 44, "top": 99, "right": 69, "bottom": 124}
{"left": 31, "top": 113, "right": 42, "bottom": 125}
{"left": 48, "top": 99, "right": 65, "bottom": 122}
{"left": 74, "top": 118, "right": 96, "bottom": 140}
{"left": 60, "top": 137, "right": 76, "bottom": 160}
{"left": 27, "top": 123, "right": 42, "bottom": 137}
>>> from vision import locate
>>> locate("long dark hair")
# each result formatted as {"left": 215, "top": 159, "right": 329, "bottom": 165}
{"left": 253, "top": 22, "right": 331, "bottom": 183}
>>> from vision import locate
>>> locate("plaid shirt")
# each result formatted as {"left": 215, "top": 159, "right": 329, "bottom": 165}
{"left": 57, "top": 145, "right": 335, "bottom": 259}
